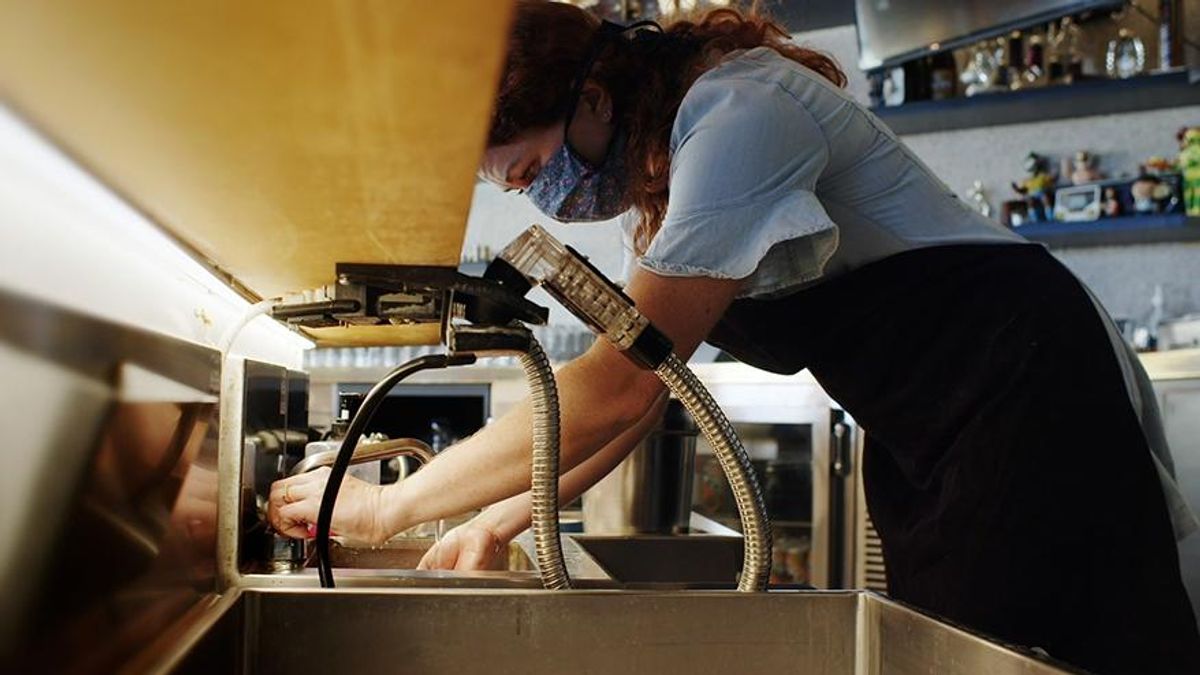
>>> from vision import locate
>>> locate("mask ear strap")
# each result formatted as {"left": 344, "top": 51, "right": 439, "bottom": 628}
{"left": 562, "top": 19, "right": 663, "bottom": 140}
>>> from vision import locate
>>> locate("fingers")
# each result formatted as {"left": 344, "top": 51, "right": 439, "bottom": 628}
{"left": 272, "top": 500, "right": 319, "bottom": 539}
{"left": 269, "top": 467, "right": 329, "bottom": 509}
{"left": 434, "top": 531, "right": 461, "bottom": 570}
{"left": 267, "top": 468, "right": 332, "bottom": 537}
{"left": 416, "top": 543, "right": 442, "bottom": 570}
{"left": 455, "top": 538, "right": 492, "bottom": 571}
{"left": 268, "top": 478, "right": 325, "bottom": 537}
{"left": 456, "top": 528, "right": 501, "bottom": 571}
{"left": 417, "top": 529, "right": 464, "bottom": 570}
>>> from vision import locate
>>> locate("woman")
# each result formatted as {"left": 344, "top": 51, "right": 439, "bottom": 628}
{"left": 270, "top": 3, "right": 1200, "bottom": 672}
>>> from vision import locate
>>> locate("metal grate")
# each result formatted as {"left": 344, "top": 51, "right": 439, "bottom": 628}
{"left": 853, "top": 437, "right": 888, "bottom": 593}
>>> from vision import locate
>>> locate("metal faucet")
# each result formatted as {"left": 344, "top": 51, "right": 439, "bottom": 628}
{"left": 289, "top": 437, "right": 435, "bottom": 476}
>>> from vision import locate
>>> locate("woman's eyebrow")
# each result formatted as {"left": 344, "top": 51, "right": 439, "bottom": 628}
{"left": 504, "top": 157, "right": 525, "bottom": 186}
{"left": 476, "top": 160, "right": 510, "bottom": 188}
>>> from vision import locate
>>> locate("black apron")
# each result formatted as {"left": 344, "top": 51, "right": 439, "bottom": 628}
{"left": 707, "top": 243, "right": 1200, "bottom": 674}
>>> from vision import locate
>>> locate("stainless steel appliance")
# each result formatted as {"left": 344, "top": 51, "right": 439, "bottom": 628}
{"left": 582, "top": 398, "right": 698, "bottom": 535}
{"left": 690, "top": 364, "right": 859, "bottom": 589}
{"left": 1143, "top": 348, "right": 1200, "bottom": 625}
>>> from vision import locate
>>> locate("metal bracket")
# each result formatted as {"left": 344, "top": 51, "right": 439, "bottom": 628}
{"left": 270, "top": 263, "right": 548, "bottom": 331}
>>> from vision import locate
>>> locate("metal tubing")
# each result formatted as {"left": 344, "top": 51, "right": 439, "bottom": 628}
{"left": 654, "top": 353, "right": 772, "bottom": 591}
{"left": 291, "top": 438, "right": 434, "bottom": 476}
{"left": 518, "top": 337, "right": 570, "bottom": 589}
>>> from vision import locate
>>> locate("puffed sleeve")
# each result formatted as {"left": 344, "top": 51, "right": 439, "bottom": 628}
{"left": 639, "top": 74, "right": 839, "bottom": 294}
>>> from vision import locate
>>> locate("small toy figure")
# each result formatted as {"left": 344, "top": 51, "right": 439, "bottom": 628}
{"left": 1143, "top": 155, "right": 1176, "bottom": 175}
{"left": 1103, "top": 187, "right": 1122, "bottom": 217}
{"left": 1131, "top": 174, "right": 1173, "bottom": 214}
{"left": 1061, "top": 150, "right": 1104, "bottom": 185}
{"left": 1012, "top": 152, "right": 1057, "bottom": 222}
{"left": 1178, "top": 126, "right": 1200, "bottom": 215}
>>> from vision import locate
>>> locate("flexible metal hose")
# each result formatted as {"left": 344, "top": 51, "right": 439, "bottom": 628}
{"left": 655, "top": 353, "right": 772, "bottom": 591}
{"left": 518, "top": 337, "right": 570, "bottom": 590}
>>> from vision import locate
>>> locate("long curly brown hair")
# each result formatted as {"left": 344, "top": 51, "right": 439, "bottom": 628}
{"left": 489, "top": 1, "right": 846, "bottom": 254}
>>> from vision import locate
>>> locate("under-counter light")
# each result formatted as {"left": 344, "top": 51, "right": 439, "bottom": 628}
{"left": 0, "top": 105, "right": 312, "bottom": 366}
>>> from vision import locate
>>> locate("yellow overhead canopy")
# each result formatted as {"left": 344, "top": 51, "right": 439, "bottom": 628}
{"left": 0, "top": 0, "right": 514, "bottom": 346}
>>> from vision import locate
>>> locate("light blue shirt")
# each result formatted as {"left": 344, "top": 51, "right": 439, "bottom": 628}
{"left": 632, "top": 46, "right": 1022, "bottom": 299}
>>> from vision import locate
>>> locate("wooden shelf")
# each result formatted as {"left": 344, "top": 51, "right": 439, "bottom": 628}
{"left": 1015, "top": 213, "right": 1200, "bottom": 248}
{"left": 873, "top": 70, "right": 1200, "bottom": 135}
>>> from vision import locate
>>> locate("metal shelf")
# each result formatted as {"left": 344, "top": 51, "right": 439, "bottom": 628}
{"left": 1015, "top": 213, "right": 1200, "bottom": 248}
{"left": 873, "top": 70, "right": 1200, "bottom": 135}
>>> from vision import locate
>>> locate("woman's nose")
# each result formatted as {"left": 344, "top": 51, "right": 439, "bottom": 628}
{"left": 507, "top": 174, "right": 532, "bottom": 191}
{"left": 506, "top": 160, "right": 539, "bottom": 191}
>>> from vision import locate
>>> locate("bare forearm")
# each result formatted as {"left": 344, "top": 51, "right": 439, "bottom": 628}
{"left": 475, "top": 392, "right": 668, "bottom": 541}
{"left": 380, "top": 344, "right": 663, "bottom": 534}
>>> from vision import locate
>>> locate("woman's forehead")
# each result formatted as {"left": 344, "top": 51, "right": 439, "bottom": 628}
{"left": 478, "top": 140, "right": 528, "bottom": 184}
{"left": 478, "top": 124, "right": 561, "bottom": 184}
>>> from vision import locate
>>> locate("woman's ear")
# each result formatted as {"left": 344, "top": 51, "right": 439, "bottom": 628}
{"left": 580, "top": 81, "right": 613, "bottom": 122}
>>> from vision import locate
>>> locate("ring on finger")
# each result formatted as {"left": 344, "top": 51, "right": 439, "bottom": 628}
{"left": 284, "top": 483, "right": 293, "bottom": 503}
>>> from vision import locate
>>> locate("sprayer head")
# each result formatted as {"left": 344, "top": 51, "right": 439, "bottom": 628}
{"left": 498, "top": 225, "right": 672, "bottom": 369}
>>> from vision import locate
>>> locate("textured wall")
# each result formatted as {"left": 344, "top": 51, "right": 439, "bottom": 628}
{"left": 1052, "top": 244, "right": 1200, "bottom": 322}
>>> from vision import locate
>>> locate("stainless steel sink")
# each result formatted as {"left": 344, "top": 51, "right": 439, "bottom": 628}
{"left": 307, "top": 537, "right": 535, "bottom": 572}
{"left": 569, "top": 535, "right": 744, "bottom": 587}
{"left": 167, "top": 589, "right": 1078, "bottom": 674}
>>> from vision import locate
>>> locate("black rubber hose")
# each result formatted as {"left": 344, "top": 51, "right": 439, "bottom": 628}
{"left": 315, "top": 353, "right": 476, "bottom": 588}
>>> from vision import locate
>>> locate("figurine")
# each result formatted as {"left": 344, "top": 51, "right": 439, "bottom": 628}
{"left": 1102, "top": 187, "right": 1122, "bottom": 217}
{"left": 1178, "top": 127, "right": 1200, "bottom": 215}
{"left": 1012, "top": 152, "right": 1057, "bottom": 222}
{"left": 1131, "top": 174, "right": 1173, "bottom": 214}
{"left": 967, "top": 180, "right": 993, "bottom": 218}
{"left": 1143, "top": 155, "right": 1176, "bottom": 175}
{"left": 1061, "top": 150, "right": 1104, "bottom": 185}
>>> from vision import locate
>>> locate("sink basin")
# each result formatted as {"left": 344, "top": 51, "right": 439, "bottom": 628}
{"left": 307, "top": 538, "right": 534, "bottom": 572}
{"left": 170, "top": 589, "right": 1076, "bottom": 674}
{"left": 569, "top": 535, "right": 744, "bottom": 587}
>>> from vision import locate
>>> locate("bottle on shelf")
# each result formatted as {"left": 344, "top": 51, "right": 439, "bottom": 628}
{"left": 1021, "top": 29, "right": 1048, "bottom": 88}
{"left": 1047, "top": 16, "right": 1084, "bottom": 84}
{"left": 1006, "top": 31, "right": 1025, "bottom": 90}
{"left": 1106, "top": 28, "right": 1147, "bottom": 79}
{"left": 1158, "top": 0, "right": 1183, "bottom": 71}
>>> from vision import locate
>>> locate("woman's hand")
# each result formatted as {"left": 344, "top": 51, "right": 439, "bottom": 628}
{"left": 267, "top": 467, "right": 392, "bottom": 545}
{"left": 416, "top": 520, "right": 507, "bottom": 571}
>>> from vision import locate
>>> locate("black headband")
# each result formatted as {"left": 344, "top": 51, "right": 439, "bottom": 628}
{"left": 560, "top": 19, "right": 664, "bottom": 134}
